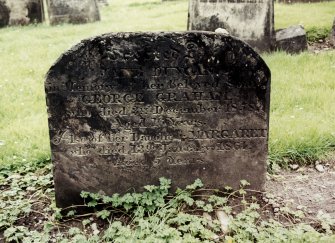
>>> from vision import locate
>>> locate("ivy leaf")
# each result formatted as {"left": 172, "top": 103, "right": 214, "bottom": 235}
{"left": 186, "top": 179, "right": 203, "bottom": 190}
{"left": 240, "top": 180, "right": 250, "bottom": 187}
{"left": 96, "top": 210, "right": 111, "bottom": 220}
{"left": 87, "top": 200, "right": 98, "bottom": 207}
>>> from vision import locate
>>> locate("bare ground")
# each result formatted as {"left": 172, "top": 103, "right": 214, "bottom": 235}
{"left": 308, "top": 38, "right": 334, "bottom": 53}
{"left": 266, "top": 161, "right": 335, "bottom": 222}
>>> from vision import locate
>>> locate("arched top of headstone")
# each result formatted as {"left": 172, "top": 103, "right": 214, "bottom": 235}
{"left": 47, "top": 32, "right": 270, "bottom": 89}
{"left": 45, "top": 32, "right": 270, "bottom": 208}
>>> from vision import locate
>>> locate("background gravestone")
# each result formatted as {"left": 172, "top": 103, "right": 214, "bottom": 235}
{"left": 47, "top": 0, "right": 100, "bottom": 25}
{"left": 0, "top": 1, "right": 10, "bottom": 27}
{"left": 188, "top": 0, "right": 274, "bottom": 52}
{"left": 45, "top": 32, "right": 271, "bottom": 208}
{"left": 276, "top": 25, "right": 308, "bottom": 54}
{"left": 26, "top": 0, "right": 43, "bottom": 23}
{"left": 0, "top": 0, "right": 43, "bottom": 27}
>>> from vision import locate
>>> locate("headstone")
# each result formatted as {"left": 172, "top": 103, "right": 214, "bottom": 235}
{"left": 276, "top": 25, "right": 308, "bottom": 54}
{"left": 188, "top": 0, "right": 274, "bottom": 52}
{"left": 1, "top": 0, "right": 43, "bottom": 26}
{"left": 0, "top": 1, "right": 10, "bottom": 27}
{"left": 45, "top": 32, "right": 271, "bottom": 208}
{"left": 331, "top": 17, "right": 335, "bottom": 46}
{"left": 47, "top": 0, "right": 100, "bottom": 25}
{"left": 26, "top": 0, "right": 43, "bottom": 23}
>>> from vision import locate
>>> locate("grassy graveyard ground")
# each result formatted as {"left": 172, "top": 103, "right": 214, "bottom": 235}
{"left": 0, "top": 0, "right": 334, "bottom": 241}
{"left": 0, "top": 0, "right": 334, "bottom": 168}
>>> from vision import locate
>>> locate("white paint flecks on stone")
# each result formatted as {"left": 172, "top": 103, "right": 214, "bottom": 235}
{"left": 215, "top": 28, "right": 229, "bottom": 35}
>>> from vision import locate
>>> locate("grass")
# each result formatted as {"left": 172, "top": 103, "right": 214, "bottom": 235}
{"left": 0, "top": 0, "right": 334, "bottom": 168}
{"left": 265, "top": 51, "right": 335, "bottom": 167}
{"left": 275, "top": 1, "right": 335, "bottom": 31}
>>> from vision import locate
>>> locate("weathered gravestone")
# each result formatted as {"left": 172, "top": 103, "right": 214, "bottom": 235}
{"left": 0, "top": 1, "right": 10, "bottom": 27}
{"left": 276, "top": 25, "right": 308, "bottom": 54}
{"left": 45, "top": 32, "right": 271, "bottom": 208}
{"left": 188, "top": 0, "right": 274, "bottom": 52}
{"left": 26, "top": 0, "right": 44, "bottom": 23}
{"left": 47, "top": 0, "right": 100, "bottom": 25}
{"left": 0, "top": 0, "right": 44, "bottom": 27}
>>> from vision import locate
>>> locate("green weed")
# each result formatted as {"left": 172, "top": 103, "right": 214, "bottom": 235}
{"left": 306, "top": 27, "right": 332, "bottom": 42}
{"left": 1, "top": 163, "right": 334, "bottom": 242}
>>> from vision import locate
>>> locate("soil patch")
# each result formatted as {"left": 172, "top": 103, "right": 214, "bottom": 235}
{"left": 308, "top": 38, "right": 334, "bottom": 53}
{"left": 266, "top": 163, "right": 335, "bottom": 222}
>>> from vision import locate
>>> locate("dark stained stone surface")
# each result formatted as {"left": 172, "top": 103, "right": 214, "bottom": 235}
{"left": 27, "top": 0, "right": 43, "bottom": 23}
{"left": 276, "top": 25, "right": 308, "bottom": 54}
{"left": 48, "top": 0, "right": 100, "bottom": 25}
{"left": 188, "top": 0, "right": 275, "bottom": 52}
{"left": 45, "top": 32, "right": 271, "bottom": 208}
{"left": 0, "top": 1, "right": 10, "bottom": 27}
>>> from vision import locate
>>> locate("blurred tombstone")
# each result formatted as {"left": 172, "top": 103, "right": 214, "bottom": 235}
{"left": 275, "top": 25, "right": 308, "bottom": 54}
{"left": 47, "top": 0, "right": 100, "bottom": 25}
{"left": 1, "top": 0, "right": 43, "bottom": 26}
{"left": 0, "top": 1, "right": 10, "bottom": 27}
{"left": 188, "top": 0, "right": 275, "bottom": 52}
{"left": 26, "top": 0, "right": 43, "bottom": 23}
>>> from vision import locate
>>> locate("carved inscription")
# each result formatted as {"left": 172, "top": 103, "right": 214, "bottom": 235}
{"left": 46, "top": 32, "right": 271, "bottom": 207}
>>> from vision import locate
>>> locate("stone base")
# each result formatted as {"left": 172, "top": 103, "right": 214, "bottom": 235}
{"left": 276, "top": 25, "right": 308, "bottom": 54}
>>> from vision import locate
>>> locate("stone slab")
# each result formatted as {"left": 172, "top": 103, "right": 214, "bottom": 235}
{"left": 276, "top": 25, "right": 308, "bottom": 54}
{"left": 0, "top": 1, "right": 10, "bottom": 27}
{"left": 188, "top": 0, "right": 274, "bottom": 52}
{"left": 45, "top": 32, "right": 271, "bottom": 208}
{"left": 0, "top": 0, "right": 43, "bottom": 27}
{"left": 47, "top": 0, "right": 100, "bottom": 25}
